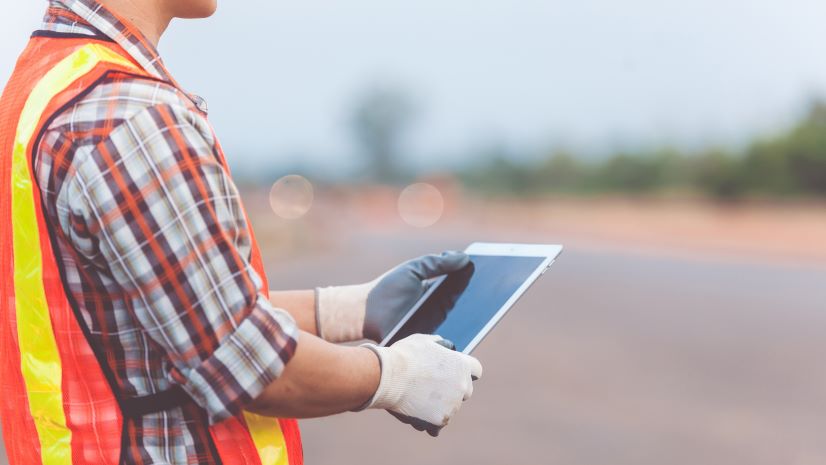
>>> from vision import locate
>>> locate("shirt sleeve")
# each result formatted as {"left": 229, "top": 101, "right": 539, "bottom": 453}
{"left": 64, "top": 101, "right": 298, "bottom": 423}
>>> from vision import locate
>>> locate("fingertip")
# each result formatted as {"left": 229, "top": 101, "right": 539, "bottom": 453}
{"left": 467, "top": 356, "right": 483, "bottom": 380}
{"left": 463, "top": 380, "right": 474, "bottom": 401}
{"left": 407, "top": 333, "right": 443, "bottom": 345}
{"left": 435, "top": 338, "right": 456, "bottom": 350}
{"left": 441, "top": 250, "right": 470, "bottom": 270}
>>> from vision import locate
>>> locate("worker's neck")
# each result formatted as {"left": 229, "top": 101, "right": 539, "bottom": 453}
{"left": 99, "top": 0, "right": 171, "bottom": 48}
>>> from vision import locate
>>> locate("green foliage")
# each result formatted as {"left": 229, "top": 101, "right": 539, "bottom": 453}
{"left": 460, "top": 101, "right": 826, "bottom": 199}
{"left": 592, "top": 153, "right": 667, "bottom": 192}
{"left": 770, "top": 102, "right": 826, "bottom": 194}
{"left": 534, "top": 151, "right": 584, "bottom": 192}
{"left": 692, "top": 149, "right": 746, "bottom": 199}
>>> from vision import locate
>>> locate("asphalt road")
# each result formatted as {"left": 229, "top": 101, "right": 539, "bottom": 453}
{"left": 268, "top": 235, "right": 826, "bottom": 465}
{"left": 3, "top": 238, "right": 825, "bottom": 465}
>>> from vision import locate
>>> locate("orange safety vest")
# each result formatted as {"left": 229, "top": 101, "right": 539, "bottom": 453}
{"left": 0, "top": 35, "right": 302, "bottom": 465}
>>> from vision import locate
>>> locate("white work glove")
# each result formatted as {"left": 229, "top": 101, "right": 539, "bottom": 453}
{"left": 361, "top": 334, "right": 483, "bottom": 437}
{"left": 315, "top": 252, "right": 470, "bottom": 343}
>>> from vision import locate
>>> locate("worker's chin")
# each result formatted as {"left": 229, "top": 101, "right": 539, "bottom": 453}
{"left": 176, "top": 0, "right": 218, "bottom": 18}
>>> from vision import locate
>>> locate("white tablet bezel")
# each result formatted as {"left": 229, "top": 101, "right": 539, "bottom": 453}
{"left": 379, "top": 242, "right": 563, "bottom": 354}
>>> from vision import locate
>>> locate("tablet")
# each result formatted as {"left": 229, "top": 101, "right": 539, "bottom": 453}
{"left": 381, "top": 243, "right": 563, "bottom": 354}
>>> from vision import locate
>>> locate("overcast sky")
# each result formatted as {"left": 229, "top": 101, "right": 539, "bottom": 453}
{"left": 4, "top": 0, "right": 826, "bottom": 172}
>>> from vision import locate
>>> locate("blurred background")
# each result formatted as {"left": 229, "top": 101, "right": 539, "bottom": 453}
{"left": 3, "top": 1, "right": 826, "bottom": 464}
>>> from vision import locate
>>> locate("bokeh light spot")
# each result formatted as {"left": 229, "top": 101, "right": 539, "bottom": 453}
{"left": 269, "top": 175, "right": 314, "bottom": 220}
{"left": 398, "top": 182, "right": 445, "bottom": 228}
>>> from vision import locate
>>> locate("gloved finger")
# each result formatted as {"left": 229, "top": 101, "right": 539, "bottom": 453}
{"left": 388, "top": 411, "right": 443, "bottom": 437}
{"left": 407, "top": 251, "right": 470, "bottom": 280}
{"left": 434, "top": 338, "right": 456, "bottom": 350}
{"left": 463, "top": 378, "right": 474, "bottom": 401}
{"left": 422, "top": 278, "right": 438, "bottom": 293}
{"left": 411, "top": 333, "right": 443, "bottom": 344}
{"left": 463, "top": 354, "right": 483, "bottom": 381}
{"left": 395, "top": 333, "right": 448, "bottom": 349}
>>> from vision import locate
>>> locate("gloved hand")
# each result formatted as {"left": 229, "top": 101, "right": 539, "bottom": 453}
{"left": 315, "top": 251, "right": 470, "bottom": 343}
{"left": 361, "top": 334, "right": 483, "bottom": 436}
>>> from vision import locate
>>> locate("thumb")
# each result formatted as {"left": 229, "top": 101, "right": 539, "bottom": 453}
{"left": 408, "top": 251, "right": 470, "bottom": 280}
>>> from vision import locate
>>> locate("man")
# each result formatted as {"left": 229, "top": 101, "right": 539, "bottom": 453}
{"left": 0, "top": 1, "right": 482, "bottom": 464}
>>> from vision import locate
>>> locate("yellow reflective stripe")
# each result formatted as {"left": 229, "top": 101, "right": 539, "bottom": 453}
{"left": 243, "top": 412, "right": 289, "bottom": 465}
{"left": 12, "top": 44, "right": 137, "bottom": 465}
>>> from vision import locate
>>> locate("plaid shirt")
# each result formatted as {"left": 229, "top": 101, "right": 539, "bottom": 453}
{"left": 33, "top": 2, "right": 299, "bottom": 464}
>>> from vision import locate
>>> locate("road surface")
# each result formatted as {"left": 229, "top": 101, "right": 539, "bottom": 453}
{"left": 2, "top": 221, "right": 825, "bottom": 465}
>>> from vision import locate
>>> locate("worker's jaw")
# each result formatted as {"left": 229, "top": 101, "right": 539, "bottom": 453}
{"left": 168, "top": 0, "right": 218, "bottom": 19}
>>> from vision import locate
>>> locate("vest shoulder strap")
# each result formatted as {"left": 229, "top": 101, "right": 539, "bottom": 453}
{"left": 27, "top": 37, "right": 196, "bottom": 417}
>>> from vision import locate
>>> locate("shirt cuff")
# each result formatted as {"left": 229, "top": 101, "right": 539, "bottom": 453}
{"left": 173, "top": 295, "right": 299, "bottom": 423}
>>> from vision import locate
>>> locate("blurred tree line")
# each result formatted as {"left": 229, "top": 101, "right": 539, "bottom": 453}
{"left": 460, "top": 101, "right": 826, "bottom": 200}
{"left": 235, "top": 88, "right": 826, "bottom": 201}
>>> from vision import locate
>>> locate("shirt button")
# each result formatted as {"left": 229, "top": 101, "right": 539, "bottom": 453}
{"left": 193, "top": 95, "right": 208, "bottom": 113}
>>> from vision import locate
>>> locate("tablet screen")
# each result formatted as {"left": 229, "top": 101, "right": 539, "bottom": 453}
{"left": 386, "top": 254, "right": 546, "bottom": 352}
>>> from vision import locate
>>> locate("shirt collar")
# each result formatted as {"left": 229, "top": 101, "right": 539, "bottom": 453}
{"left": 42, "top": 0, "right": 173, "bottom": 83}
